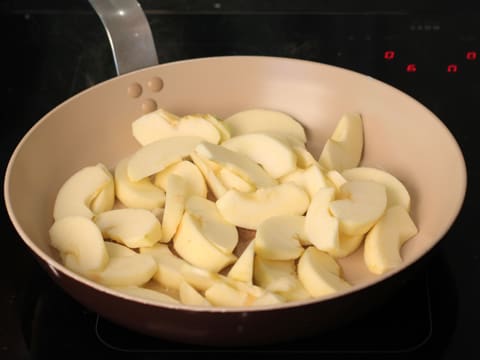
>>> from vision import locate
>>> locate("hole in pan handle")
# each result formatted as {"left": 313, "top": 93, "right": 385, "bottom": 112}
{"left": 88, "top": 0, "right": 159, "bottom": 76}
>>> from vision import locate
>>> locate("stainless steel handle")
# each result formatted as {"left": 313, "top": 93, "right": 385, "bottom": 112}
{"left": 88, "top": 0, "right": 158, "bottom": 76}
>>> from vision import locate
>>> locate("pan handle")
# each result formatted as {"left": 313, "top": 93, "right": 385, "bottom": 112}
{"left": 88, "top": 0, "right": 158, "bottom": 76}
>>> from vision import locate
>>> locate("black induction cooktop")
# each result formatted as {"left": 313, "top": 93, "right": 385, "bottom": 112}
{"left": 2, "top": 1, "right": 479, "bottom": 359}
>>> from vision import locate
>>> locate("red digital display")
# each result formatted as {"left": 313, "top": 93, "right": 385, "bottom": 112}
{"left": 447, "top": 64, "right": 458, "bottom": 73}
{"left": 406, "top": 64, "right": 417, "bottom": 72}
{"left": 466, "top": 51, "right": 477, "bottom": 60}
{"left": 384, "top": 50, "right": 395, "bottom": 60}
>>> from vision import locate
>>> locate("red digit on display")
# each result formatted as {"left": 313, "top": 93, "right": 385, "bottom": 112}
{"left": 384, "top": 50, "right": 395, "bottom": 60}
{"left": 406, "top": 64, "right": 416, "bottom": 72}
{"left": 447, "top": 64, "right": 458, "bottom": 73}
{"left": 466, "top": 51, "right": 477, "bottom": 60}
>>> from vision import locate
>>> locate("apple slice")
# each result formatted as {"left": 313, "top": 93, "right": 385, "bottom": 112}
{"left": 318, "top": 112, "right": 364, "bottom": 171}
{"left": 90, "top": 172, "right": 115, "bottom": 214}
{"left": 89, "top": 242, "right": 157, "bottom": 287}
{"left": 304, "top": 187, "right": 340, "bottom": 253}
{"left": 220, "top": 275, "right": 266, "bottom": 298}
{"left": 280, "top": 164, "right": 329, "bottom": 198}
{"left": 277, "top": 280, "right": 312, "bottom": 302}
{"left": 217, "top": 167, "right": 255, "bottom": 193}
{"left": 113, "top": 285, "right": 180, "bottom": 304}
{"left": 49, "top": 216, "right": 109, "bottom": 273}
{"left": 190, "top": 113, "right": 231, "bottom": 142}
{"left": 221, "top": 133, "right": 297, "bottom": 178}
{"left": 180, "top": 264, "right": 220, "bottom": 292}
{"left": 194, "top": 142, "right": 277, "bottom": 188}
{"left": 127, "top": 136, "right": 204, "bottom": 181}
{"left": 227, "top": 240, "right": 255, "bottom": 283}
{"left": 329, "top": 180, "right": 387, "bottom": 236}
{"left": 185, "top": 196, "right": 239, "bottom": 253}
{"left": 140, "top": 243, "right": 220, "bottom": 292}
{"left": 341, "top": 166, "right": 411, "bottom": 210}
{"left": 297, "top": 246, "right": 351, "bottom": 298}
{"left": 251, "top": 292, "right": 286, "bottom": 306}
{"left": 53, "top": 163, "right": 113, "bottom": 220}
{"left": 153, "top": 160, "right": 207, "bottom": 198}
{"left": 292, "top": 144, "right": 317, "bottom": 169}
{"left": 161, "top": 174, "right": 187, "bottom": 243}
{"left": 326, "top": 170, "right": 347, "bottom": 191}
{"left": 254, "top": 215, "right": 305, "bottom": 260}
{"left": 94, "top": 208, "right": 163, "bottom": 248}
{"left": 179, "top": 281, "right": 211, "bottom": 306}
{"left": 140, "top": 243, "right": 185, "bottom": 290}
{"left": 104, "top": 241, "right": 137, "bottom": 257}
{"left": 216, "top": 183, "right": 310, "bottom": 230}
{"left": 173, "top": 211, "right": 237, "bottom": 273}
{"left": 364, "top": 205, "right": 418, "bottom": 275}
{"left": 114, "top": 156, "right": 166, "bottom": 210}
{"left": 190, "top": 152, "right": 227, "bottom": 199}
{"left": 253, "top": 257, "right": 298, "bottom": 293}
{"left": 328, "top": 234, "right": 365, "bottom": 258}
{"left": 204, "top": 282, "right": 250, "bottom": 307}
{"left": 223, "top": 108, "right": 307, "bottom": 144}
{"left": 132, "top": 108, "right": 221, "bottom": 145}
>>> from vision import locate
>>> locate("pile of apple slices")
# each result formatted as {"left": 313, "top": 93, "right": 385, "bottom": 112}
{"left": 49, "top": 108, "right": 418, "bottom": 308}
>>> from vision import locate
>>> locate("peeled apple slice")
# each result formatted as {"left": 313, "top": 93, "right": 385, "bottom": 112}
{"left": 104, "top": 241, "right": 137, "bottom": 257}
{"left": 221, "top": 133, "right": 297, "bottom": 178}
{"left": 304, "top": 187, "right": 340, "bottom": 253}
{"left": 326, "top": 170, "right": 347, "bottom": 191}
{"left": 194, "top": 142, "right": 277, "bottom": 188}
{"left": 318, "top": 112, "right": 364, "bottom": 171}
{"left": 173, "top": 212, "right": 237, "bottom": 273}
{"left": 94, "top": 208, "right": 163, "bottom": 248}
{"left": 132, "top": 108, "right": 221, "bottom": 145}
{"left": 217, "top": 167, "right": 255, "bottom": 193}
{"left": 227, "top": 240, "right": 255, "bottom": 283}
{"left": 204, "top": 282, "right": 250, "bottom": 307}
{"left": 364, "top": 205, "right": 418, "bottom": 275}
{"left": 280, "top": 164, "right": 329, "bottom": 199}
{"left": 53, "top": 163, "right": 113, "bottom": 220}
{"left": 113, "top": 285, "right": 180, "bottom": 304}
{"left": 327, "top": 234, "right": 365, "bottom": 258}
{"left": 251, "top": 292, "right": 286, "bottom": 306}
{"left": 223, "top": 108, "right": 307, "bottom": 144}
{"left": 190, "top": 152, "right": 227, "bottom": 199}
{"left": 254, "top": 215, "right": 305, "bottom": 260}
{"left": 140, "top": 243, "right": 186, "bottom": 290}
{"left": 216, "top": 183, "right": 310, "bottom": 230}
{"left": 329, "top": 180, "right": 387, "bottom": 236}
{"left": 153, "top": 160, "right": 207, "bottom": 198}
{"left": 179, "top": 281, "right": 212, "bottom": 306}
{"left": 140, "top": 243, "right": 220, "bottom": 292}
{"left": 90, "top": 174, "right": 115, "bottom": 214}
{"left": 186, "top": 113, "right": 231, "bottom": 141}
{"left": 253, "top": 257, "right": 298, "bottom": 293}
{"left": 297, "top": 246, "right": 351, "bottom": 298}
{"left": 114, "top": 157, "right": 166, "bottom": 210}
{"left": 185, "top": 196, "right": 239, "bottom": 254}
{"left": 292, "top": 144, "right": 317, "bottom": 169}
{"left": 49, "top": 216, "right": 109, "bottom": 273}
{"left": 90, "top": 242, "right": 157, "bottom": 287}
{"left": 161, "top": 174, "right": 187, "bottom": 243}
{"left": 127, "top": 136, "right": 204, "bottom": 181}
{"left": 341, "top": 166, "right": 411, "bottom": 210}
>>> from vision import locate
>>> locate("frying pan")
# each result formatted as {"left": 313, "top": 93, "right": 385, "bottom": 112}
{"left": 3, "top": 0, "right": 467, "bottom": 346}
